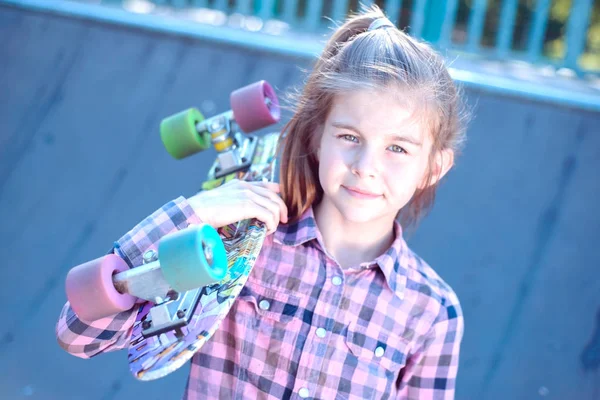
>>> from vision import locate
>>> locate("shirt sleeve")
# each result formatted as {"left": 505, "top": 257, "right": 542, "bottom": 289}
{"left": 55, "top": 196, "right": 203, "bottom": 359}
{"left": 396, "top": 300, "right": 465, "bottom": 400}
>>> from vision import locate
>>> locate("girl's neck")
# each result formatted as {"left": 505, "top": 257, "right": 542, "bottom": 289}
{"left": 313, "top": 198, "right": 396, "bottom": 269}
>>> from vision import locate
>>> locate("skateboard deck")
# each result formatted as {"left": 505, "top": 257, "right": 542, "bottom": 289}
{"left": 64, "top": 80, "right": 281, "bottom": 381}
{"left": 128, "top": 132, "right": 279, "bottom": 380}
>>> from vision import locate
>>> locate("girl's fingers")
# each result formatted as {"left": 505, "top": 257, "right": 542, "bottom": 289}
{"left": 247, "top": 185, "right": 288, "bottom": 223}
{"left": 254, "top": 180, "right": 280, "bottom": 189}
{"left": 246, "top": 192, "right": 282, "bottom": 232}
{"left": 249, "top": 181, "right": 281, "bottom": 194}
{"left": 232, "top": 179, "right": 280, "bottom": 195}
{"left": 245, "top": 200, "right": 277, "bottom": 234}
{"left": 190, "top": 179, "right": 287, "bottom": 231}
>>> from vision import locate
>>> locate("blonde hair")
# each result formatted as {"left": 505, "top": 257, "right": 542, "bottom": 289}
{"left": 278, "top": 4, "right": 469, "bottom": 229}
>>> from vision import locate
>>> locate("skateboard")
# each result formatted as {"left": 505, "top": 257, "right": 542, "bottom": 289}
{"left": 65, "top": 80, "right": 281, "bottom": 381}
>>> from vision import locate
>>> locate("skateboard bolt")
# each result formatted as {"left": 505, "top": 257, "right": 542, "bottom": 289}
{"left": 209, "top": 117, "right": 226, "bottom": 132}
{"left": 143, "top": 249, "right": 157, "bottom": 264}
{"left": 177, "top": 310, "right": 186, "bottom": 319}
{"left": 142, "top": 320, "right": 151, "bottom": 330}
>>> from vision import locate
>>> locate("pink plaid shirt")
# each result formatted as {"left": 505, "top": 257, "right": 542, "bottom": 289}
{"left": 56, "top": 196, "right": 464, "bottom": 399}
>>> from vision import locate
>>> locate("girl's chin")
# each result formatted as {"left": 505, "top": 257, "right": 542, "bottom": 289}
{"left": 335, "top": 206, "right": 383, "bottom": 224}
{"left": 319, "top": 193, "right": 393, "bottom": 224}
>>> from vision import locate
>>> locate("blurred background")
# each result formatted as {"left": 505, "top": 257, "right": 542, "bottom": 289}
{"left": 0, "top": 0, "right": 598, "bottom": 399}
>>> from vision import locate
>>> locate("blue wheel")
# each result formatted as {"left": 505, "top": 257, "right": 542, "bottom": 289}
{"left": 158, "top": 224, "right": 227, "bottom": 293}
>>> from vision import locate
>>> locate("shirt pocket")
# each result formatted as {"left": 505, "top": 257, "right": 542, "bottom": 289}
{"left": 236, "top": 280, "right": 302, "bottom": 324}
{"left": 344, "top": 320, "right": 410, "bottom": 375}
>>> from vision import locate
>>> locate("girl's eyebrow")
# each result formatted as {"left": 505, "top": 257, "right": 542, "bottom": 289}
{"left": 331, "top": 122, "right": 423, "bottom": 147}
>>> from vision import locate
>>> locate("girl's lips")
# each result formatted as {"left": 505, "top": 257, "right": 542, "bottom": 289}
{"left": 343, "top": 186, "right": 381, "bottom": 199}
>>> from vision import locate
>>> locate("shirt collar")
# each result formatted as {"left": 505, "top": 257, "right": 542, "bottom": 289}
{"left": 273, "top": 207, "right": 319, "bottom": 247}
{"left": 273, "top": 207, "right": 408, "bottom": 299}
{"left": 372, "top": 220, "right": 408, "bottom": 300}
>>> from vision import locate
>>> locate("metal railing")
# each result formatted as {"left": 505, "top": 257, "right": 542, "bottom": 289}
{"left": 3, "top": 0, "right": 598, "bottom": 111}
{"left": 99, "top": 0, "right": 598, "bottom": 74}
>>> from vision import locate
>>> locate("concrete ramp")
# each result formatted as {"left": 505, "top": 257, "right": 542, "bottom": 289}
{"left": 1, "top": 3, "right": 599, "bottom": 399}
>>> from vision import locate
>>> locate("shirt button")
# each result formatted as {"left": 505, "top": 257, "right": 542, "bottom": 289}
{"left": 374, "top": 346, "right": 385, "bottom": 358}
{"left": 316, "top": 328, "right": 327, "bottom": 338}
{"left": 332, "top": 276, "right": 342, "bottom": 286}
{"left": 298, "top": 387, "right": 310, "bottom": 398}
{"left": 259, "top": 300, "right": 270, "bottom": 310}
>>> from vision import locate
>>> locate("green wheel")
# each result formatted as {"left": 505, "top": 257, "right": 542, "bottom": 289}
{"left": 158, "top": 224, "right": 227, "bottom": 293}
{"left": 160, "top": 108, "right": 210, "bottom": 159}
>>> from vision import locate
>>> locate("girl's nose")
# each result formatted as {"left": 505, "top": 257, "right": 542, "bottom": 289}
{"left": 350, "top": 147, "right": 379, "bottom": 178}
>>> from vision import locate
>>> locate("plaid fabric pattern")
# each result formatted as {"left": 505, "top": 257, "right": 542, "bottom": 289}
{"left": 56, "top": 196, "right": 464, "bottom": 399}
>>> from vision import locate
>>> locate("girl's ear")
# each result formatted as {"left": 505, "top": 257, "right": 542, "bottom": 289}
{"left": 421, "top": 148, "right": 455, "bottom": 188}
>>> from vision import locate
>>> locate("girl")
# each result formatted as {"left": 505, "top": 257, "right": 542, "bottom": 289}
{"left": 56, "top": 4, "right": 468, "bottom": 399}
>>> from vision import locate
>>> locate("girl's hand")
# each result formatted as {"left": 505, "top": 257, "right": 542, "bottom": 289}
{"left": 187, "top": 179, "right": 288, "bottom": 235}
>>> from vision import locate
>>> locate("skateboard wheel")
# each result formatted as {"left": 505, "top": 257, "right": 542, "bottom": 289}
{"left": 160, "top": 108, "right": 210, "bottom": 159}
{"left": 65, "top": 254, "right": 137, "bottom": 322}
{"left": 230, "top": 80, "right": 280, "bottom": 133}
{"left": 159, "top": 224, "right": 227, "bottom": 293}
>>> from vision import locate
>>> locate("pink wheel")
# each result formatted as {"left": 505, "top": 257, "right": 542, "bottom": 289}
{"left": 230, "top": 80, "right": 280, "bottom": 133}
{"left": 65, "top": 254, "right": 137, "bottom": 322}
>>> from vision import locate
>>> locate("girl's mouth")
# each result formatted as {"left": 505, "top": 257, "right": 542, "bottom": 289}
{"left": 343, "top": 186, "right": 381, "bottom": 199}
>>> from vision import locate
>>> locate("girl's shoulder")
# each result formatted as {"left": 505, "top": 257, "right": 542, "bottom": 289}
{"left": 402, "top": 244, "right": 463, "bottom": 321}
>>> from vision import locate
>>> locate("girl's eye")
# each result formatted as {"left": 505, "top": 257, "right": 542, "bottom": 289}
{"left": 340, "top": 134, "right": 358, "bottom": 143}
{"left": 389, "top": 144, "right": 407, "bottom": 154}
{"left": 337, "top": 134, "right": 407, "bottom": 154}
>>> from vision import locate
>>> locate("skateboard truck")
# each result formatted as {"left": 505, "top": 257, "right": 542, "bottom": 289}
{"left": 141, "top": 289, "right": 204, "bottom": 339}
{"left": 198, "top": 111, "right": 259, "bottom": 179}
{"left": 65, "top": 224, "right": 227, "bottom": 340}
{"left": 159, "top": 80, "right": 280, "bottom": 182}
{"left": 111, "top": 253, "right": 205, "bottom": 339}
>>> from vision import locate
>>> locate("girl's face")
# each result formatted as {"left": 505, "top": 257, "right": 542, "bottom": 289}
{"left": 317, "top": 88, "right": 445, "bottom": 225}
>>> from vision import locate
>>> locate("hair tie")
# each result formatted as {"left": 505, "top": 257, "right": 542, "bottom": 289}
{"left": 367, "top": 17, "right": 396, "bottom": 32}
